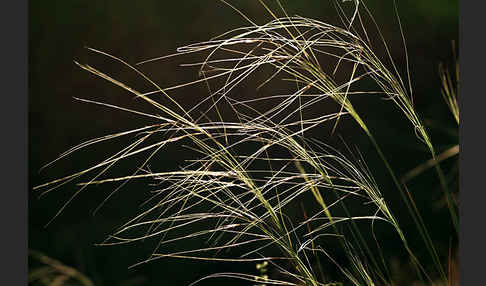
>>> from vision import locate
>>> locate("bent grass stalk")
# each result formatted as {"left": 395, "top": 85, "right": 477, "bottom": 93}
{"left": 36, "top": 1, "right": 457, "bottom": 285}
{"left": 29, "top": 250, "right": 94, "bottom": 286}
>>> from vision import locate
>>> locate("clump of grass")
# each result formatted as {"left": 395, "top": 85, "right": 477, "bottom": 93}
{"left": 35, "top": 1, "right": 458, "bottom": 285}
{"left": 29, "top": 250, "right": 94, "bottom": 286}
{"left": 439, "top": 43, "right": 459, "bottom": 126}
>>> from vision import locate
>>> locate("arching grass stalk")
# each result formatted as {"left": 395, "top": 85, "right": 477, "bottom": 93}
{"left": 35, "top": 1, "right": 456, "bottom": 285}
{"left": 29, "top": 250, "right": 94, "bottom": 286}
{"left": 161, "top": 2, "right": 446, "bottom": 282}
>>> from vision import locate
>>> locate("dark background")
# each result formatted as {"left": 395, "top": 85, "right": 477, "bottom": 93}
{"left": 29, "top": 1, "right": 458, "bottom": 285}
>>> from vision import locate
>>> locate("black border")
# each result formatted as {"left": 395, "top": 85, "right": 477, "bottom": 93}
{"left": 461, "top": 0, "right": 486, "bottom": 284}
{"left": 4, "top": 0, "right": 28, "bottom": 284}
{"left": 460, "top": 0, "right": 483, "bottom": 285}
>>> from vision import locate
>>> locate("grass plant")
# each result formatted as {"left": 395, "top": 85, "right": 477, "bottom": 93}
{"left": 29, "top": 250, "right": 94, "bottom": 286}
{"left": 35, "top": 1, "right": 458, "bottom": 285}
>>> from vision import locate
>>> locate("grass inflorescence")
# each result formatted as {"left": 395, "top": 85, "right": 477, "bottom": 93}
{"left": 35, "top": 1, "right": 458, "bottom": 285}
